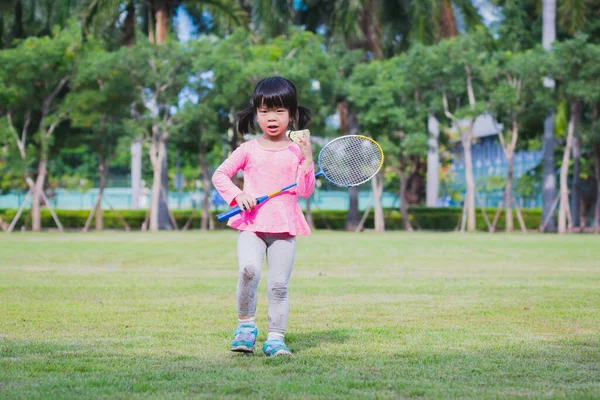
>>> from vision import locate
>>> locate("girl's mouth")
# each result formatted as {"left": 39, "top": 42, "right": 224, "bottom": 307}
{"left": 267, "top": 125, "right": 279, "bottom": 133}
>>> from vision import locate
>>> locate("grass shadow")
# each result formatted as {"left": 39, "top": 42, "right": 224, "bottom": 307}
{"left": 284, "top": 329, "right": 351, "bottom": 353}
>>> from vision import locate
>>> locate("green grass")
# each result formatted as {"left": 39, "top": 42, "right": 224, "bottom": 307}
{"left": 1, "top": 231, "right": 599, "bottom": 399}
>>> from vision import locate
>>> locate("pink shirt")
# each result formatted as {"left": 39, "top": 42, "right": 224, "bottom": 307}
{"left": 211, "top": 139, "right": 316, "bottom": 236}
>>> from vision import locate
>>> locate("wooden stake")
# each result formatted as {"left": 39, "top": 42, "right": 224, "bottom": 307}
{"left": 355, "top": 201, "right": 373, "bottom": 233}
{"left": 103, "top": 197, "right": 131, "bottom": 231}
{"left": 83, "top": 195, "right": 102, "bottom": 232}
{"left": 40, "top": 191, "right": 63, "bottom": 232}
{"left": 491, "top": 199, "right": 504, "bottom": 233}
{"left": 183, "top": 208, "right": 199, "bottom": 231}
{"left": 8, "top": 190, "right": 32, "bottom": 233}
{"left": 540, "top": 193, "right": 560, "bottom": 232}
{"left": 475, "top": 191, "right": 492, "bottom": 232}
{"left": 512, "top": 197, "right": 527, "bottom": 233}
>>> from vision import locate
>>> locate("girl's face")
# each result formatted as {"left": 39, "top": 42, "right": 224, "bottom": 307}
{"left": 256, "top": 104, "right": 290, "bottom": 138}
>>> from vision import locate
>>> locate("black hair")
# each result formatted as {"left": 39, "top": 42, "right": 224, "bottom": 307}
{"left": 236, "top": 76, "right": 312, "bottom": 134}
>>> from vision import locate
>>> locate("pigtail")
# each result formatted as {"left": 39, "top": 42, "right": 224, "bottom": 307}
{"left": 235, "top": 106, "right": 256, "bottom": 134}
{"left": 296, "top": 105, "right": 312, "bottom": 129}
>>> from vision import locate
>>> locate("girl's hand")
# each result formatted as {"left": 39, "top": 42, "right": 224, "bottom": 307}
{"left": 296, "top": 132, "right": 313, "bottom": 163}
{"left": 235, "top": 192, "right": 256, "bottom": 212}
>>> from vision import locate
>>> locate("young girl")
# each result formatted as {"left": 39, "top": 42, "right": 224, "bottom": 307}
{"left": 211, "top": 76, "right": 315, "bottom": 357}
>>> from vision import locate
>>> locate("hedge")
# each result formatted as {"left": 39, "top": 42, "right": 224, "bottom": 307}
{"left": 0, "top": 206, "right": 542, "bottom": 231}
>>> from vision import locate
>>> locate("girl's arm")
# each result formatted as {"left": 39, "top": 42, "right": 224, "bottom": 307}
{"left": 211, "top": 145, "right": 248, "bottom": 206}
{"left": 295, "top": 158, "right": 315, "bottom": 199}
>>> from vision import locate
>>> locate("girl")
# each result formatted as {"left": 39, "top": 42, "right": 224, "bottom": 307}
{"left": 211, "top": 76, "right": 315, "bottom": 357}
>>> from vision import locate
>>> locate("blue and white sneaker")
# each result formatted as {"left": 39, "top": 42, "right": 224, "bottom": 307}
{"left": 230, "top": 325, "right": 258, "bottom": 353}
{"left": 263, "top": 339, "right": 292, "bottom": 357}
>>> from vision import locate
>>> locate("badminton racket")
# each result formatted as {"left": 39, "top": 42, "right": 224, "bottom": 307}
{"left": 217, "top": 135, "right": 384, "bottom": 222}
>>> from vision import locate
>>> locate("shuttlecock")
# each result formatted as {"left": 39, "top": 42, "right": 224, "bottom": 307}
{"left": 287, "top": 129, "right": 310, "bottom": 143}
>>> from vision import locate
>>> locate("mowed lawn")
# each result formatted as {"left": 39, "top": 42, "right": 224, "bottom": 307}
{"left": 0, "top": 231, "right": 599, "bottom": 399}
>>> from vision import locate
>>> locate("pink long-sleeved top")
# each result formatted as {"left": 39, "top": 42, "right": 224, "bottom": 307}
{"left": 211, "top": 138, "right": 316, "bottom": 236}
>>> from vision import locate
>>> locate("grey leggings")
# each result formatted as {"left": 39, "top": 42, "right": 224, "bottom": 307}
{"left": 236, "top": 230, "right": 296, "bottom": 334}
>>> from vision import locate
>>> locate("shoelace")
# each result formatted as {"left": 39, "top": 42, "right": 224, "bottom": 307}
{"left": 236, "top": 330, "right": 255, "bottom": 342}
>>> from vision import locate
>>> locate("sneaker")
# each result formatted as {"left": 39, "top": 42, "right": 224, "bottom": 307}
{"left": 230, "top": 325, "right": 258, "bottom": 353}
{"left": 263, "top": 339, "right": 292, "bottom": 357}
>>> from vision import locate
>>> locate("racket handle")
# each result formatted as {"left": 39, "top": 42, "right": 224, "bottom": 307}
{"left": 216, "top": 195, "right": 269, "bottom": 222}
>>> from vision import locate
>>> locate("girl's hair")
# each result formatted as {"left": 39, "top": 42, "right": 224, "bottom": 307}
{"left": 236, "top": 76, "right": 312, "bottom": 134}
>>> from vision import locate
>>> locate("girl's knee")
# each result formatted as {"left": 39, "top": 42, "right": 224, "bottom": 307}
{"left": 239, "top": 264, "right": 261, "bottom": 285}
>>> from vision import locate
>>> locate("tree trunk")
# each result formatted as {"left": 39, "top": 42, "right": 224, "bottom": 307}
{"left": 150, "top": 0, "right": 170, "bottom": 44}
{"left": 358, "top": 0, "right": 383, "bottom": 59}
{"left": 156, "top": 0, "right": 169, "bottom": 44}
{"left": 121, "top": 0, "right": 136, "bottom": 46}
{"left": 571, "top": 135, "right": 581, "bottom": 228}
{"left": 571, "top": 101, "right": 582, "bottom": 228}
{"left": 462, "top": 133, "right": 476, "bottom": 232}
{"left": 95, "top": 160, "right": 108, "bottom": 232}
{"left": 338, "top": 101, "right": 361, "bottom": 231}
{"left": 592, "top": 104, "right": 599, "bottom": 235}
{"left": 200, "top": 144, "right": 214, "bottom": 231}
{"left": 372, "top": 172, "right": 385, "bottom": 232}
{"left": 558, "top": 100, "right": 577, "bottom": 234}
{"left": 31, "top": 154, "right": 48, "bottom": 232}
{"left": 426, "top": 114, "right": 440, "bottom": 207}
{"left": 158, "top": 140, "right": 171, "bottom": 229}
{"left": 593, "top": 143, "right": 600, "bottom": 235}
{"left": 439, "top": 0, "right": 459, "bottom": 40}
{"left": 505, "top": 152, "right": 514, "bottom": 233}
{"left": 12, "top": 0, "right": 25, "bottom": 39}
{"left": 151, "top": 0, "right": 172, "bottom": 229}
{"left": 503, "top": 118, "right": 520, "bottom": 233}
{"left": 541, "top": 0, "right": 557, "bottom": 232}
{"left": 149, "top": 136, "right": 167, "bottom": 232}
{"left": 399, "top": 171, "right": 412, "bottom": 231}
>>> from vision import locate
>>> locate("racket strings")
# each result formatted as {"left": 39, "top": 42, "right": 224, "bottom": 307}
{"left": 319, "top": 136, "right": 383, "bottom": 186}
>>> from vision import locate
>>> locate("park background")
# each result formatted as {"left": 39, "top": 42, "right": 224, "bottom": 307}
{"left": 1, "top": 1, "right": 599, "bottom": 399}
{"left": 1, "top": 0, "right": 600, "bottom": 234}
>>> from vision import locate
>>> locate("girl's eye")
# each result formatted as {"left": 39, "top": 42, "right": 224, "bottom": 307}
{"left": 277, "top": 109, "right": 286, "bottom": 113}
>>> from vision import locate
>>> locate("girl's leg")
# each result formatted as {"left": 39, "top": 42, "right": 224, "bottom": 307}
{"left": 264, "top": 233, "right": 296, "bottom": 334}
{"left": 236, "top": 231, "right": 266, "bottom": 320}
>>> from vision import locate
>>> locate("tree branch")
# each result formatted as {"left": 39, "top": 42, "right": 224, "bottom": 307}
{"left": 465, "top": 64, "right": 476, "bottom": 107}
{"left": 510, "top": 115, "right": 519, "bottom": 151}
{"left": 6, "top": 110, "right": 28, "bottom": 160}
{"left": 42, "top": 77, "right": 69, "bottom": 117}
{"left": 442, "top": 90, "right": 456, "bottom": 121}
{"left": 515, "top": 78, "right": 522, "bottom": 104}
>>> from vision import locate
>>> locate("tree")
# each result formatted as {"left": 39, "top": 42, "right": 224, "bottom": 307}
{"left": 0, "top": 23, "right": 80, "bottom": 231}
{"left": 539, "top": 0, "right": 558, "bottom": 232}
{"left": 488, "top": 47, "right": 551, "bottom": 232}
{"left": 125, "top": 38, "right": 194, "bottom": 231}
{"left": 65, "top": 42, "right": 138, "bottom": 231}
{"left": 0, "top": 0, "right": 87, "bottom": 48}
{"left": 551, "top": 34, "right": 599, "bottom": 233}
{"left": 174, "top": 100, "right": 220, "bottom": 230}
{"left": 432, "top": 31, "right": 491, "bottom": 232}
{"left": 349, "top": 53, "right": 429, "bottom": 231}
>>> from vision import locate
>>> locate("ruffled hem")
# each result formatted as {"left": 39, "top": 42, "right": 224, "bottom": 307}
{"left": 226, "top": 199, "right": 312, "bottom": 236}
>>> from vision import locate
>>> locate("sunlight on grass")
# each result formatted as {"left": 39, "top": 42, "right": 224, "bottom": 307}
{"left": 1, "top": 231, "right": 599, "bottom": 399}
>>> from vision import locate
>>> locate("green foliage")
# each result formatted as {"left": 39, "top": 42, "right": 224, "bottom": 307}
{"left": 552, "top": 34, "right": 600, "bottom": 104}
